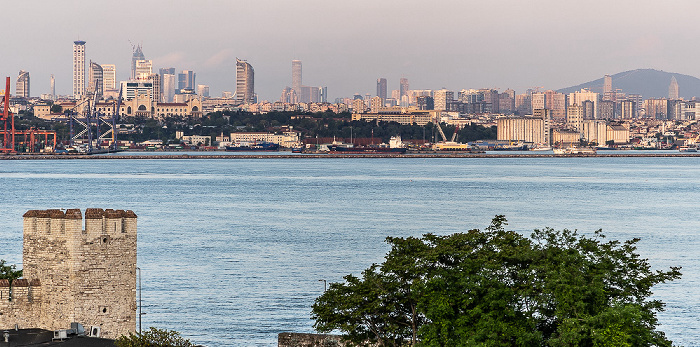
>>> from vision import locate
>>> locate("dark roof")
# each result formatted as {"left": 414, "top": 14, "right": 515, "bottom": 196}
{"left": 0, "top": 328, "right": 115, "bottom": 346}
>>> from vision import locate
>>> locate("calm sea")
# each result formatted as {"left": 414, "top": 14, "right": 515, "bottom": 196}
{"left": 0, "top": 156, "right": 697, "bottom": 346}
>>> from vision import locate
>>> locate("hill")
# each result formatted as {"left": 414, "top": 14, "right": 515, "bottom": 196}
{"left": 556, "top": 69, "right": 700, "bottom": 99}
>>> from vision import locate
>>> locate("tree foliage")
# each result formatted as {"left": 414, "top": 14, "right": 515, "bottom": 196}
{"left": 311, "top": 216, "right": 682, "bottom": 347}
{"left": 0, "top": 260, "right": 22, "bottom": 282}
{"left": 115, "top": 327, "right": 194, "bottom": 347}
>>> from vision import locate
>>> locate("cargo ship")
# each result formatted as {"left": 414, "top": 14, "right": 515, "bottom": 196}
{"left": 225, "top": 142, "right": 280, "bottom": 151}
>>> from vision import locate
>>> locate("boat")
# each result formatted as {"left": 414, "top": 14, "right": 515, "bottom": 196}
{"left": 328, "top": 145, "right": 407, "bottom": 154}
{"left": 225, "top": 142, "right": 280, "bottom": 151}
{"left": 553, "top": 147, "right": 597, "bottom": 155}
{"left": 678, "top": 146, "right": 698, "bottom": 152}
{"left": 530, "top": 144, "right": 552, "bottom": 151}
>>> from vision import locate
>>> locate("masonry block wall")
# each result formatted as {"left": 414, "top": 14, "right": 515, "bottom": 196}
{"left": 0, "top": 208, "right": 137, "bottom": 339}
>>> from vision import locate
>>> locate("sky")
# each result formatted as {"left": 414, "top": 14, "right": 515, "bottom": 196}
{"left": 3, "top": 0, "right": 699, "bottom": 101}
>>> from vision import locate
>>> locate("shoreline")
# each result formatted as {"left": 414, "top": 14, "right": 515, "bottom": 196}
{"left": 1, "top": 152, "right": 700, "bottom": 159}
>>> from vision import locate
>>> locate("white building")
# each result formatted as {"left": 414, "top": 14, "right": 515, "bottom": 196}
{"left": 73, "top": 40, "right": 86, "bottom": 99}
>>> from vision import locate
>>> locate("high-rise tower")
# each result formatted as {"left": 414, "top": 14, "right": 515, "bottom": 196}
{"left": 377, "top": 78, "right": 387, "bottom": 100}
{"left": 292, "top": 60, "right": 302, "bottom": 97}
{"left": 669, "top": 76, "right": 679, "bottom": 100}
{"left": 88, "top": 61, "right": 103, "bottom": 99}
{"left": 16, "top": 70, "right": 30, "bottom": 98}
{"left": 235, "top": 58, "right": 255, "bottom": 105}
{"left": 73, "top": 40, "right": 86, "bottom": 99}
{"left": 131, "top": 45, "right": 145, "bottom": 80}
{"left": 101, "top": 64, "right": 116, "bottom": 91}
{"left": 399, "top": 78, "right": 409, "bottom": 98}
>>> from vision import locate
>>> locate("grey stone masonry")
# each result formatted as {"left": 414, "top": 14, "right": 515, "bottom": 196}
{"left": 0, "top": 209, "right": 137, "bottom": 339}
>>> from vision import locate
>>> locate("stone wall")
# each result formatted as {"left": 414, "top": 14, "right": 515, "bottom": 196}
{"left": 278, "top": 333, "right": 346, "bottom": 347}
{"left": 0, "top": 208, "right": 137, "bottom": 339}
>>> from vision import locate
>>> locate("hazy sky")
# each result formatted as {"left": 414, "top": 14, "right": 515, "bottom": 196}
{"left": 3, "top": 0, "right": 699, "bottom": 101}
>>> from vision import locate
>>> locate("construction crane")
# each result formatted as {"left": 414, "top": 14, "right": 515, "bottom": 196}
{"left": 0, "top": 77, "right": 14, "bottom": 152}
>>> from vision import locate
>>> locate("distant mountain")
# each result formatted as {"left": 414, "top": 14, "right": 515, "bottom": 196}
{"left": 556, "top": 69, "right": 700, "bottom": 99}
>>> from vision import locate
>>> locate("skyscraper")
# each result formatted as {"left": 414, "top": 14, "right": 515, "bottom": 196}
{"left": 101, "top": 64, "right": 116, "bottom": 91}
{"left": 88, "top": 61, "right": 103, "bottom": 98}
{"left": 235, "top": 58, "right": 255, "bottom": 105}
{"left": 134, "top": 60, "right": 153, "bottom": 80}
{"left": 603, "top": 75, "right": 612, "bottom": 94}
{"left": 399, "top": 78, "right": 409, "bottom": 98}
{"left": 292, "top": 60, "right": 302, "bottom": 96}
{"left": 73, "top": 40, "right": 86, "bottom": 99}
{"left": 162, "top": 73, "right": 176, "bottom": 102}
{"left": 16, "top": 70, "right": 29, "bottom": 98}
{"left": 178, "top": 70, "right": 196, "bottom": 91}
{"left": 669, "top": 76, "right": 679, "bottom": 100}
{"left": 377, "top": 78, "right": 387, "bottom": 100}
{"left": 131, "top": 45, "right": 145, "bottom": 80}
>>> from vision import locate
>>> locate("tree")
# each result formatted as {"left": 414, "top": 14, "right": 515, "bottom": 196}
{"left": 0, "top": 260, "right": 22, "bottom": 283}
{"left": 115, "top": 327, "right": 194, "bottom": 347}
{"left": 311, "top": 216, "right": 681, "bottom": 347}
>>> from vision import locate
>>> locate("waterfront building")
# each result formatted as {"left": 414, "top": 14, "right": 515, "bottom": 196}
{"left": 551, "top": 129, "right": 581, "bottom": 147}
{"left": 581, "top": 120, "right": 608, "bottom": 145}
{"left": 669, "top": 76, "right": 679, "bottom": 100}
{"left": 73, "top": 40, "right": 86, "bottom": 99}
{"left": 351, "top": 109, "right": 439, "bottom": 126}
{"left": 229, "top": 131, "right": 301, "bottom": 148}
{"left": 497, "top": 116, "right": 547, "bottom": 144}
{"left": 16, "top": 70, "right": 29, "bottom": 98}
{"left": 377, "top": 78, "right": 387, "bottom": 100}
{"left": 606, "top": 123, "right": 630, "bottom": 144}
{"left": 88, "top": 62, "right": 103, "bottom": 99}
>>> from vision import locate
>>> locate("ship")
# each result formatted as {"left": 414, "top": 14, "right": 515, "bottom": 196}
{"left": 328, "top": 145, "right": 407, "bottom": 154}
{"left": 225, "top": 141, "right": 280, "bottom": 151}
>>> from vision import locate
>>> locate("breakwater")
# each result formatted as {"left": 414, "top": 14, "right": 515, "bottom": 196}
{"left": 1, "top": 152, "right": 699, "bottom": 159}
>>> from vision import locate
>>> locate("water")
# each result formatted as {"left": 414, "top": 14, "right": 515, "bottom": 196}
{"left": 0, "top": 157, "right": 698, "bottom": 346}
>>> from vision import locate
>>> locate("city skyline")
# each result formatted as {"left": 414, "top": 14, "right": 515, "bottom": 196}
{"left": 4, "top": 0, "right": 700, "bottom": 101}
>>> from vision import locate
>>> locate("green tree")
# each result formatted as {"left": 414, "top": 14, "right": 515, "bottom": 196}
{"left": 0, "top": 260, "right": 22, "bottom": 282}
{"left": 115, "top": 327, "right": 194, "bottom": 347}
{"left": 311, "top": 217, "right": 681, "bottom": 347}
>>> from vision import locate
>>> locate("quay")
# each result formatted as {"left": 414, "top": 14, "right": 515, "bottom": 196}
{"left": 2, "top": 152, "right": 700, "bottom": 159}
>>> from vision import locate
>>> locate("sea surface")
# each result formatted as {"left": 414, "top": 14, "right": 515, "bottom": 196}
{"left": 0, "top": 156, "right": 698, "bottom": 346}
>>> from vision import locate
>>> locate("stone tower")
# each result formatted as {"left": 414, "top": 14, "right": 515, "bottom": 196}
{"left": 8, "top": 208, "right": 138, "bottom": 338}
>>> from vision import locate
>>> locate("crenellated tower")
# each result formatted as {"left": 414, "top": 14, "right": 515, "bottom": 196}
{"left": 9, "top": 208, "right": 138, "bottom": 338}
